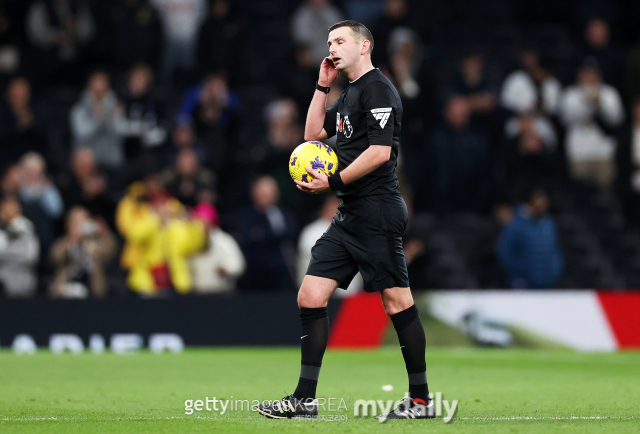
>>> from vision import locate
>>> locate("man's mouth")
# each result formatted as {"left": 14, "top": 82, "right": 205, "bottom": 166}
{"left": 332, "top": 57, "right": 341, "bottom": 65}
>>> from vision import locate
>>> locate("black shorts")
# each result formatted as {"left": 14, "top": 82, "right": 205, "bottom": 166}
{"left": 306, "top": 194, "right": 410, "bottom": 292}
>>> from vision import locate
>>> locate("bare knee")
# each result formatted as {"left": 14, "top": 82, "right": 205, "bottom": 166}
{"left": 297, "top": 276, "right": 339, "bottom": 308}
{"left": 381, "top": 287, "right": 414, "bottom": 316}
{"left": 297, "top": 287, "right": 327, "bottom": 308}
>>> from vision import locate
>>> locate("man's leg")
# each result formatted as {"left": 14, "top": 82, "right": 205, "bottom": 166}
{"left": 381, "top": 286, "right": 430, "bottom": 404}
{"left": 292, "top": 275, "right": 340, "bottom": 400}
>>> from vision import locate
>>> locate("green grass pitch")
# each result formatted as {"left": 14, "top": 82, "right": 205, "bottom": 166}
{"left": 1, "top": 347, "right": 639, "bottom": 433}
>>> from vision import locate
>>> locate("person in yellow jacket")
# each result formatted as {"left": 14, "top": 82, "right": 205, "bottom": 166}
{"left": 116, "top": 178, "right": 207, "bottom": 296}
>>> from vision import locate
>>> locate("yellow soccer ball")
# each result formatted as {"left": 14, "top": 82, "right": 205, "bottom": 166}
{"left": 289, "top": 141, "right": 338, "bottom": 183}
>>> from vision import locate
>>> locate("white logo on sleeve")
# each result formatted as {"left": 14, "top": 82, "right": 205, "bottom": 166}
{"left": 370, "top": 108, "right": 392, "bottom": 128}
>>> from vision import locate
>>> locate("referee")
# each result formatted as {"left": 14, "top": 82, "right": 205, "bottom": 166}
{"left": 256, "top": 20, "right": 433, "bottom": 420}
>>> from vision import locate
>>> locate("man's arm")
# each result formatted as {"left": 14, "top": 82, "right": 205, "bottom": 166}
{"left": 295, "top": 145, "right": 390, "bottom": 194}
{"left": 304, "top": 89, "right": 330, "bottom": 141}
{"left": 304, "top": 57, "right": 339, "bottom": 141}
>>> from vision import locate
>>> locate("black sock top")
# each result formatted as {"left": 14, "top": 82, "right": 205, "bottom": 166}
{"left": 300, "top": 306, "right": 328, "bottom": 325}
{"left": 390, "top": 304, "right": 419, "bottom": 332}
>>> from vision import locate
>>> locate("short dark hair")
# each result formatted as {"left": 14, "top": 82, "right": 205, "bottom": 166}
{"left": 328, "top": 20, "right": 374, "bottom": 54}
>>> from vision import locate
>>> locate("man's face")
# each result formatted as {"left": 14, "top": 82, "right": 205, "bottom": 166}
{"left": 0, "top": 199, "right": 21, "bottom": 223}
{"left": 251, "top": 177, "right": 279, "bottom": 211}
{"left": 327, "top": 27, "right": 365, "bottom": 72}
{"left": 89, "top": 73, "right": 110, "bottom": 101}
{"left": 529, "top": 191, "right": 549, "bottom": 216}
{"left": 578, "top": 67, "right": 601, "bottom": 87}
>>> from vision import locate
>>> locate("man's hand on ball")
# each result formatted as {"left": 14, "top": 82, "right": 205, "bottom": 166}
{"left": 294, "top": 167, "right": 331, "bottom": 194}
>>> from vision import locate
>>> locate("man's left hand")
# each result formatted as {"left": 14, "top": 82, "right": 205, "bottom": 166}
{"left": 294, "top": 167, "right": 331, "bottom": 194}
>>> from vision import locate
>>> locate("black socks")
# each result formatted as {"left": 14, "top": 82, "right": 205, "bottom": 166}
{"left": 293, "top": 307, "right": 329, "bottom": 400}
{"left": 292, "top": 304, "right": 429, "bottom": 403}
{"left": 390, "top": 304, "right": 429, "bottom": 403}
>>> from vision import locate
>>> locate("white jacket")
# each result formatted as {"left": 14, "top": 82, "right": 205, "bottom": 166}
{"left": 189, "top": 228, "right": 245, "bottom": 294}
{"left": 150, "top": 0, "right": 206, "bottom": 42}
{"left": 559, "top": 84, "right": 625, "bottom": 161}
{"left": 501, "top": 70, "right": 562, "bottom": 115}
{"left": 0, "top": 216, "right": 40, "bottom": 297}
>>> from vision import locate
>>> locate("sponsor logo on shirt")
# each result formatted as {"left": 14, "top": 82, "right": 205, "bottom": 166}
{"left": 370, "top": 108, "right": 392, "bottom": 128}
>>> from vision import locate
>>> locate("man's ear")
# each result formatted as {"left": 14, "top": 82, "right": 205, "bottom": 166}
{"left": 361, "top": 39, "right": 371, "bottom": 56}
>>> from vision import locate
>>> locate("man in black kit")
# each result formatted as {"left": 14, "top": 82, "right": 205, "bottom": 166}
{"left": 256, "top": 20, "right": 434, "bottom": 420}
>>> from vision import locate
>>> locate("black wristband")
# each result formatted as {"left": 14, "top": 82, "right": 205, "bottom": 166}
{"left": 328, "top": 172, "right": 345, "bottom": 191}
{"left": 315, "top": 82, "right": 330, "bottom": 94}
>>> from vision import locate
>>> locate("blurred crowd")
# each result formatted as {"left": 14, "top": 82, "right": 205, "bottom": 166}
{"left": 3, "top": 0, "right": 640, "bottom": 297}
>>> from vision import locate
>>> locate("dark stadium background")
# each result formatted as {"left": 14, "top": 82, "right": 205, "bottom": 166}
{"left": 1, "top": 0, "right": 640, "bottom": 308}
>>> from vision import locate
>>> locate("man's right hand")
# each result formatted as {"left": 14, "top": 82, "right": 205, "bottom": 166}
{"left": 318, "top": 58, "right": 339, "bottom": 87}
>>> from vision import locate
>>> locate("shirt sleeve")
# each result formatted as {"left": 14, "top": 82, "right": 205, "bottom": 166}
{"left": 361, "top": 81, "right": 397, "bottom": 147}
{"left": 323, "top": 98, "right": 339, "bottom": 139}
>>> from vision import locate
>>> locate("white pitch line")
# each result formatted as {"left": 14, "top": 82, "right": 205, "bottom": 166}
{"left": 2, "top": 415, "right": 637, "bottom": 422}
{"left": 459, "top": 416, "right": 635, "bottom": 420}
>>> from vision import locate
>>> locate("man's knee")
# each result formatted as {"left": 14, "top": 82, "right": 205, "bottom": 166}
{"left": 381, "top": 287, "right": 414, "bottom": 316}
{"left": 297, "top": 276, "right": 338, "bottom": 308}
{"left": 297, "top": 287, "right": 326, "bottom": 308}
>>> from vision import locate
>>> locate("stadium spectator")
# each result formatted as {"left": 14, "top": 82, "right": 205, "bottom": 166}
{"left": 107, "top": 0, "right": 163, "bottom": 72}
{"left": 116, "top": 175, "right": 206, "bottom": 296}
{"left": 559, "top": 59, "right": 624, "bottom": 189}
{"left": 370, "top": 0, "right": 411, "bottom": 68}
{"left": 501, "top": 49, "right": 562, "bottom": 117}
{"left": 196, "top": 0, "right": 242, "bottom": 78}
{"left": 160, "top": 124, "right": 210, "bottom": 172}
{"left": 259, "top": 98, "right": 307, "bottom": 212}
{"left": 18, "top": 152, "right": 64, "bottom": 253}
{"left": 502, "top": 114, "right": 558, "bottom": 201}
{"left": 0, "top": 195, "right": 39, "bottom": 297}
{"left": 615, "top": 99, "right": 640, "bottom": 226}
{"left": 0, "top": 77, "right": 48, "bottom": 164}
{"left": 577, "top": 18, "right": 625, "bottom": 91}
{"left": 59, "top": 148, "right": 116, "bottom": 230}
{"left": 497, "top": 188, "right": 563, "bottom": 289}
{"left": 235, "top": 176, "right": 297, "bottom": 291}
{"left": 176, "top": 72, "right": 240, "bottom": 170}
{"left": 25, "top": 0, "right": 96, "bottom": 85}
{"left": 160, "top": 147, "right": 216, "bottom": 208}
{"left": 189, "top": 202, "right": 245, "bottom": 294}
{"left": 289, "top": 45, "right": 321, "bottom": 111}
{"left": 291, "top": 0, "right": 343, "bottom": 65}
{"left": 448, "top": 52, "right": 498, "bottom": 117}
{"left": 423, "top": 96, "right": 494, "bottom": 216}
{"left": 385, "top": 27, "right": 425, "bottom": 101}
{"left": 0, "top": 1, "right": 27, "bottom": 76}
{"left": 70, "top": 70, "right": 128, "bottom": 176}
{"left": 49, "top": 206, "right": 117, "bottom": 298}
{"left": 119, "top": 62, "right": 167, "bottom": 162}
{"left": 149, "top": 0, "right": 207, "bottom": 86}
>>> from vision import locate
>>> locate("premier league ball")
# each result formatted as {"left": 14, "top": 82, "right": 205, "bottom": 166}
{"left": 289, "top": 141, "right": 339, "bottom": 183}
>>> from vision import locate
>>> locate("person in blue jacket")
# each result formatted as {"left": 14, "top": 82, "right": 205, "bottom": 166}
{"left": 497, "top": 188, "right": 564, "bottom": 288}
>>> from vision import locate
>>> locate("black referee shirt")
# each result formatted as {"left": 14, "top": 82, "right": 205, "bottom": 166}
{"left": 323, "top": 68, "right": 402, "bottom": 199}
